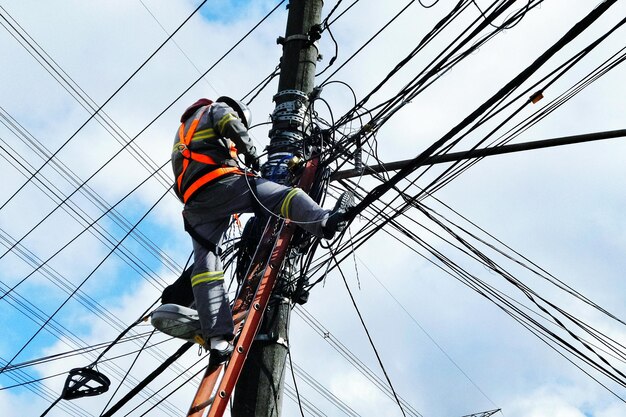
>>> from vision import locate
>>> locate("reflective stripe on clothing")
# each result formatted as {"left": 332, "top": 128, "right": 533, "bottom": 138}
{"left": 191, "top": 270, "right": 224, "bottom": 287}
{"left": 280, "top": 188, "right": 300, "bottom": 218}
{"left": 192, "top": 128, "right": 217, "bottom": 141}
{"left": 217, "top": 113, "right": 237, "bottom": 133}
{"left": 171, "top": 128, "right": 217, "bottom": 151}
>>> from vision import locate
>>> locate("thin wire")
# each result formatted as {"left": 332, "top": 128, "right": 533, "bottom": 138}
{"left": 0, "top": 0, "right": 210, "bottom": 211}
{"left": 242, "top": 168, "right": 329, "bottom": 225}
{"left": 99, "top": 329, "right": 156, "bottom": 416}
{"left": 470, "top": 0, "right": 531, "bottom": 29}
{"left": 0, "top": 160, "right": 171, "bottom": 303}
{"left": 329, "top": 249, "right": 409, "bottom": 417}
{"left": 0, "top": 8, "right": 175, "bottom": 192}
{"left": 288, "top": 347, "right": 306, "bottom": 417}
{"left": 0, "top": 0, "right": 286, "bottom": 266}
{"left": 0, "top": 105, "right": 181, "bottom": 275}
{"left": 294, "top": 307, "right": 422, "bottom": 416}
{"left": 139, "top": 0, "right": 220, "bottom": 96}
{"left": 0, "top": 186, "right": 171, "bottom": 375}
{"left": 321, "top": 182, "right": 626, "bottom": 393}
{"left": 355, "top": 254, "right": 500, "bottom": 408}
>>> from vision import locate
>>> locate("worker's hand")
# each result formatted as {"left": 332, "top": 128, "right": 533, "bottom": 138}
{"left": 244, "top": 153, "right": 260, "bottom": 172}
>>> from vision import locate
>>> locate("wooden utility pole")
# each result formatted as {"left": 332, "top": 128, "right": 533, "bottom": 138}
{"left": 232, "top": 1, "right": 324, "bottom": 416}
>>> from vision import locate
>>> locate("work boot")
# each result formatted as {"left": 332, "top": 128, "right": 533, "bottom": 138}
{"left": 208, "top": 338, "right": 234, "bottom": 367}
{"left": 322, "top": 191, "right": 354, "bottom": 239}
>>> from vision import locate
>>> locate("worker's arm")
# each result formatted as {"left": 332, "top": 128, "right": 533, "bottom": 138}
{"left": 212, "top": 103, "right": 259, "bottom": 167}
{"left": 221, "top": 117, "right": 258, "bottom": 158}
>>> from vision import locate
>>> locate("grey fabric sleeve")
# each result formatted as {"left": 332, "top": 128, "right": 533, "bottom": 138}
{"left": 211, "top": 103, "right": 258, "bottom": 158}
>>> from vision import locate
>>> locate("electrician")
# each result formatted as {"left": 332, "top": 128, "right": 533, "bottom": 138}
{"left": 171, "top": 97, "right": 353, "bottom": 364}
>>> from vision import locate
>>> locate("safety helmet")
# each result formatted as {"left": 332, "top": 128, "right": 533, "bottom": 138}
{"left": 216, "top": 96, "right": 252, "bottom": 129}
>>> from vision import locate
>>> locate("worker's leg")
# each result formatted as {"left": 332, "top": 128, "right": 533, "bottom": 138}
{"left": 256, "top": 179, "right": 353, "bottom": 239}
{"left": 188, "top": 218, "right": 234, "bottom": 343}
{"left": 221, "top": 175, "right": 330, "bottom": 237}
{"left": 272, "top": 186, "right": 329, "bottom": 236}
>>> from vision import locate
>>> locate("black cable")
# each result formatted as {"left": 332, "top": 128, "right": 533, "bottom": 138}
{"left": 0, "top": 235, "right": 190, "bottom": 383}
{"left": 318, "top": 181, "right": 626, "bottom": 393}
{"left": 134, "top": 360, "right": 207, "bottom": 417}
{"left": 0, "top": 160, "right": 170, "bottom": 303}
{"left": 287, "top": 347, "right": 306, "bottom": 417}
{"left": 356, "top": 26, "right": 626, "bottom": 264}
{"left": 471, "top": 0, "right": 531, "bottom": 29}
{"left": 0, "top": 106, "right": 182, "bottom": 274}
{"left": 0, "top": 0, "right": 210, "bottom": 212}
{"left": 0, "top": 0, "right": 285, "bottom": 267}
{"left": 324, "top": 0, "right": 361, "bottom": 28}
{"left": 1, "top": 356, "right": 92, "bottom": 417}
{"left": 99, "top": 329, "right": 156, "bottom": 416}
{"left": 346, "top": 0, "right": 618, "bottom": 221}
{"left": 90, "top": 299, "right": 161, "bottom": 367}
{"left": 292, "top": 362, "right": 362, "bottom": 417}
{"left": 243, "top": 65, "right": 281, "bottom": 105}
{"left": 422, "top": 15, "right": 626, "bottom": 197}
{"left": 329, "top": 249, "right": 409, "bottom": 417}
{"left": 327, "top": 0, "right": 532, "bottom": 150}
{"left": 0, "top": 135, "right": 173, "bottom": 286}
{"left": 0, "top": 184, "right": 171, "bottom": 375}
{"left": 320, "top": 0, "right": 419, "bottom": 85}
{"left": 0, "top": 8, "right": 174, "bottom": 193}
{"left": 329, "top": 0, "right": 472, "bottom": 124}
{"left": 100, "top": 342, "right": 193, "bottom": 417}
{"left": 1, "top": 330, "right": 159, "bottom": 375}
{"left": 326, "top": 0, "right": 545, "bottom": 167}
{"left": 294, "top": 307, "right": 423, "bottom": 416}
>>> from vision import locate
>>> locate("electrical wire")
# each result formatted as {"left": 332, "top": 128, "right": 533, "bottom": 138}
{"left": 0, "top": 185, "right": 171, "bottom": 375}
{"left": 0, "top": 0, "right": 285, "bottom": 267}
{"left": 330, "top": 249, "right": 408, "bottom": 417}
{"left": 4, "top": 1, "right": 625, "bottom": 415}
{"left": 294, "top": 307, "right": 423, "bottom": 417}
{"left": 0, "top": 106, "right": 182, "bottom": 275}
{"left": 0, "top": 0, "right": 211, "bottom": 211}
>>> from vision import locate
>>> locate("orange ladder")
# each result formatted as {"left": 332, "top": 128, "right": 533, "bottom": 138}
{"left": 187, "top": 158, "right": 319, "bottom": 417}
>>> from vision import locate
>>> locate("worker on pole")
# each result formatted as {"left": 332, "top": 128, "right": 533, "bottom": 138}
{"left": 171, "top": 96, "right": 353, "bottom": 365}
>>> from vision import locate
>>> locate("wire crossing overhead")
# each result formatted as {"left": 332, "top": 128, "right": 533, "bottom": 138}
{"left": 2, "top": 1, "right": 626, "bottom": 416}
{"left": 346, "top": 0, "right": 619, "bottom": 222}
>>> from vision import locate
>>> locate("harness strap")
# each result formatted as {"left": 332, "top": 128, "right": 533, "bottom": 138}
{"left": 176, "top": 108, "right": 207, "bottom": 195}
{"left": 176, "top": 105, "right": 244, "bottom": 203}
{"left": 182, "top": 167, "right": 242, "bottom": 203}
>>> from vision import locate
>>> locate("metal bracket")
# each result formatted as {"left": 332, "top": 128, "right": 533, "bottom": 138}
{"left": 276, "top": 34, "right": 309, "bottom": 45}
{"left": 254, "top": 334, "right": 289, "bottom": 349}
{"left": 273, "top": 89, "right": 308, "bottom": 102}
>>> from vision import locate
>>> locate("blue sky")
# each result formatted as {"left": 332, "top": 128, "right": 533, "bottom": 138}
{"left": 1, "top": 1, "right": 626, "bottom": 416}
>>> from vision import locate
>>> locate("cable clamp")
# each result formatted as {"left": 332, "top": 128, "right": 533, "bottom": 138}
{"left": 529, "top": 90, "right": 544, "bottom": 104}
{"left": 273, "top": 89, "right": 308, "bottom": 102}
{"left": 276, "top": 34, "right": 309, "bottom": 45}
{"left": 254, "top": 333, "right": 289, "bottom": 349}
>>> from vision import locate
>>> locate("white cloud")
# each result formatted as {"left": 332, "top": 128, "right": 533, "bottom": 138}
{"left": 2, "top": 0, "right": 626, "bottom": 416}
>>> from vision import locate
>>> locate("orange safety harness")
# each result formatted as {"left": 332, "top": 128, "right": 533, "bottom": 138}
{"left": 175, "top": 106, "right": 244, "bottom": 203}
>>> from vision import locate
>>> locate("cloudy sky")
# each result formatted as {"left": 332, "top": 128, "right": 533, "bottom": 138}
{"left": 1, "top": 1, "right": 626, "bottom": 416}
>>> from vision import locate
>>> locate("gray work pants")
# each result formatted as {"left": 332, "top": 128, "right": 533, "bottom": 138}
{"left": 183, "top": 174, "right": 329, "bottom": 341}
